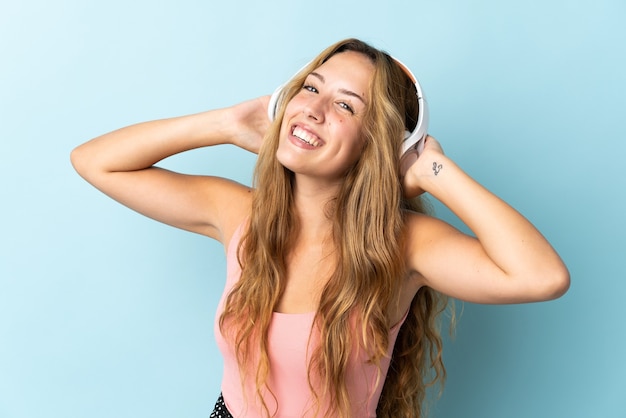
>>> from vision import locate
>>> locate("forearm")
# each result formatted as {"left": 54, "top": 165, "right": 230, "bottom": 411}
{"left": 71, "top": 107, "right": 235, "bottom": 177}
{"left": 421, "top": 155, "right": 567, "bottom": 286}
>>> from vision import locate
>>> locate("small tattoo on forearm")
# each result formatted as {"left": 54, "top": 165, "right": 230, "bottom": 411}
{"left": 432, "top": 162, "right": 442, "bottom": 176}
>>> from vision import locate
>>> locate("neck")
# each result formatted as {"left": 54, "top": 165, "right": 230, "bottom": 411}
{"left": 292, "top": 174, "right": 340, "bottom": 241}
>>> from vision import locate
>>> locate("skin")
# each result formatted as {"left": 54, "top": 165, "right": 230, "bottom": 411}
{"left": 276, "top": 51, "right": 371, "bottom": 187}
{"left": 71, "top": 51, "right": 570, "bottom": 326}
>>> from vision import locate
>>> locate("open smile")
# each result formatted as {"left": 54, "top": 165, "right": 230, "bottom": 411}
{"left": 292, "top": 126, "right": 323, "bottom": 147}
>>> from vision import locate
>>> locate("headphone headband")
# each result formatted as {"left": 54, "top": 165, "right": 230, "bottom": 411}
{"left": 268, "top": 55, "right": 429, "bottom": 156}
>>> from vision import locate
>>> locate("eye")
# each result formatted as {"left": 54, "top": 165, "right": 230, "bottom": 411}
{"left": 338, "top": 101, "right": 355, "bottom": 114}
{"left": 303, "top": 84, "right": 318, "bottom": 93}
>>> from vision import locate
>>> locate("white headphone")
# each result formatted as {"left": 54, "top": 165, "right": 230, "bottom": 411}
{"left": 267, "top": 56, "right": 429, "bottom": 157}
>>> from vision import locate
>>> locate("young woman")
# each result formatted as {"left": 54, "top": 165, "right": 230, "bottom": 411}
{"left": 71, "top": 38, "right": 569, "bottom": 418}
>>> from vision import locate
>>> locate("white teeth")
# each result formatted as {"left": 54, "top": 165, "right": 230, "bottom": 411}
{"left": 293, "top": 126, "right": 321, "bottom": 147}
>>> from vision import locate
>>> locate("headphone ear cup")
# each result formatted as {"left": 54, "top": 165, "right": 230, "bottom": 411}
{"left": 400, "top": 90, "right": 429, "bottom": 157}
{"left": 267, "top": 85, "right": 285, "bottom": 121}
{"left": 415, "top": 134, "right": 426, "bottom": 155}
{"left": 267, "top": 61, "right": 313, "bottom": 121}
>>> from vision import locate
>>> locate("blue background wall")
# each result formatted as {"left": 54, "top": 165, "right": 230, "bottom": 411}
{"left": 1, "top": 0, "right": 624, "bottom": 417}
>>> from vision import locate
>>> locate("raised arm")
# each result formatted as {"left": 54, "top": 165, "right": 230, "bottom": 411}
{"left": 70, "top": 96, "right": 270, "bottom": 243}
{"left": 402, "top": 136, "right": 570, "bottom": 304}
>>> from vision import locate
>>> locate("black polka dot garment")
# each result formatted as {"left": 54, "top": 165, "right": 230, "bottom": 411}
{"left": 210, "top": 393, "right": 234, "bottom": 418}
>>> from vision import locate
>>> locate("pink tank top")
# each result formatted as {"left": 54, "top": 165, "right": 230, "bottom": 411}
{"left": 214, "top": 222, "right": 407, "bottom": 417}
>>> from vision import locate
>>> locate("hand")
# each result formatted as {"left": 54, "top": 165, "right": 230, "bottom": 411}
{"left": 401, "top": 135, "right": 446, "bottom": 198}
{"left": 228, "top": 95, "right": 272, "bottom": 154}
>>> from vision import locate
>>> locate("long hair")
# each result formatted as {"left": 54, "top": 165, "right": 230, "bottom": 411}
{"left": 219, "top": 38, "right": 450, "bottom": 417}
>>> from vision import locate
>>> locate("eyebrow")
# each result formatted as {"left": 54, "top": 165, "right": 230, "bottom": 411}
{"left": 309, "top": 72, "right": 367, "bottom": 105}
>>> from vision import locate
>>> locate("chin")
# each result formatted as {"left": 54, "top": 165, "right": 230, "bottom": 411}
{"left": 275, "top": 147, "right": 298, "bottom": 173}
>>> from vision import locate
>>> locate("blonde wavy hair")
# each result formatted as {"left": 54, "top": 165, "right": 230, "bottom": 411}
{"left": 220, "top": 38, "right": 450, "bottom": 417}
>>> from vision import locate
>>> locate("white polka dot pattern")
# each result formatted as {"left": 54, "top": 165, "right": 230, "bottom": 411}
{"left": 210, "top": 393, "right": 234, "bottom": 418}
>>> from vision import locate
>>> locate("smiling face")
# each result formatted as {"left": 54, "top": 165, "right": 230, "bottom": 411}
{"left": 275, "top": 51, "right": 375, "bottom": 187}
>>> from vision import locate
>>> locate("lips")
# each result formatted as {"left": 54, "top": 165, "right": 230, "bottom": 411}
{"left": 292, "top": 126, "right": 322, "bottom": 147}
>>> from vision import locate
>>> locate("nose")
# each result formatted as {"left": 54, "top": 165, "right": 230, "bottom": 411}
{"left": 303, "top": 96, "right": 325, "bottom": 122}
